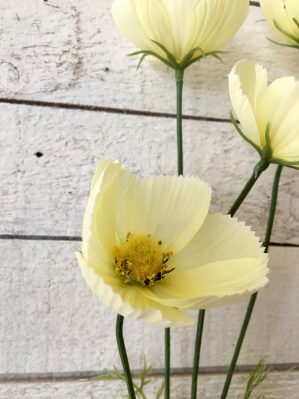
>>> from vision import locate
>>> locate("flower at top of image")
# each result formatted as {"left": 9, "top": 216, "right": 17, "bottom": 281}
{"left": 76, "top": 160, "right": 268, "bottom": 327}
{"left": 112, "top": 0, "right": 249, "bottom": 70}
{"left": 229, "top": 60, "right": 299, "bottom": 169}
{"left": 260, "top": 0, "right": 299, "bottom": 49}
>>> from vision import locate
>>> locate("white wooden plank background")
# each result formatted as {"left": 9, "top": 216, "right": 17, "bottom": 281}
{"left": 1, "top": 103, "right": 298, "bottom": 243}
{"left": 1, "top": 372, "right": 299, "bottom": 399}
{"left": 0, "top": 1, "right": 298, "bottom": 119}
{"left": 1, "top": 1, "right": 299, "bottom": 397}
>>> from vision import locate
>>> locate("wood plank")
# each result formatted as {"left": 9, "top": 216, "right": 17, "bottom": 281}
{"left": 1, "top": 104, "right": 299, "bottom": 243}
{"left": 1, "top": 239, "right": 298, "bottom": 374}
{"left": 0, "top": 2, "right": 298, "bottom": 118}
{"left": 1, "top": 371, "right": 298, "bottom": 398}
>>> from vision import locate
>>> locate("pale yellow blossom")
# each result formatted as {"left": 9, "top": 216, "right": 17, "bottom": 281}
{"left": 229, "top": 60, "right": 299, "bottom": 168}
{"left": 260, "top": 0, "right": 299, "bottom": 48}
{"left": 112, "top": 0, "right": 249, "bottom": 68}
{"left": 77, "top": 160, "right": 268, "bottom": 327}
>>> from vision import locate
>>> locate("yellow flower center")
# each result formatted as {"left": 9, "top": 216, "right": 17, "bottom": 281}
{"left": 114, "top": 233, "right": 174, "bottom": 286}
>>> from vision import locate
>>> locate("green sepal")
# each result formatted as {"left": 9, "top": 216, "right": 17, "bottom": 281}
{"left": 181, "top": 46, "right": 205, "bottom": 64}
{"left": 273, "top": 19, "right": 299, "bottom": 45}
{"left": 230, "top": 111, "right": 263, "bottom": 156}
{"left": 128, "top": 49, "right": 174, "bottom": 69}
{"left": 254, "top": 158, "right": 270, "bottom": 178}
{"left": 271, "top": 157, "right": 299, "bottom": 169}
{"left": 136, "top": 53, "right": 149, "bottom": 69}
{"left": 128, "top": 39, "right": 229, "bottom": 71}
{"left": 268, "top": 37, "right": 299, "bottom": 49}
{"left": 293, "top": 17, "right": 299, "bottom": 31}
{"left": 150, "top": 40, "right": 178, "bottom": 66}
{"left": 264, "top": 123, "right": 272, "bottom": 154}
{"left": 181, "top": 48, "right": 227, "bottom": 69}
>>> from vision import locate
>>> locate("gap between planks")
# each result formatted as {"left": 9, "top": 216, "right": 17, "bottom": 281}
{"left": 0, "top": 1, "right": 260, "bottom": 123}
{"left": 0, "top": 235, "right": 298, "bottom": 249}
{"left": 1, "top": 363, "right": 298, "bottom": 384}
{"left": 0, "top": 98, "right": 230, "bottom": 124}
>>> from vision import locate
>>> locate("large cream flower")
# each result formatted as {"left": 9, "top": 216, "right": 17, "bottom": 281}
{"left": 260, "top": 0, "right": 299, "bottom": 48}
{"left": 77, "top": 160, "right": 268, "bottom": 327}
{"left": 112, "top": 0, "right": 249, "bottom": 69}
{"left": 229, "top": 60, "right": 299, "bottom": 168}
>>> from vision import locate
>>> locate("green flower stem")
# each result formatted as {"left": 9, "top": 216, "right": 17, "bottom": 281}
{"left": 220, "top": 165, "right": 283, "bottom": 399}
{"left": 191, "top": 309, "right": 205, "bottom": 399}
{"left": 191, "top": 158, "right": 270, "bottom": 398}
{"left": 229, "top": 158, "right": 270, "bottom": 217}
{"left": 176, "top": 68, "right": 185, "bottom": 176}
{"left": 164, "top": 67, "right": 185, "bottom": 399}
{"left": 116, "top": 314, "right": 136, "bottom": 399}
{"left": 165, "top": 327, "right": 171, "bottom": 399}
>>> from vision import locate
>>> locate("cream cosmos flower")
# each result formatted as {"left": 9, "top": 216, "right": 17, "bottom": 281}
{"left": 77, "top": 161, "right": 268, "bottom": 327}
{"left": 112, "top": 0, "right": 249, "bottom": 69}
{"left": 229, "top": 60, "right": 299, "bottom": 168}
{"left": 260, "top": 0, "right": 299, "bottom": 48}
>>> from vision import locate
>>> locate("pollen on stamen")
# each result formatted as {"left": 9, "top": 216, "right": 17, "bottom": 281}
{"left": 114, "top": 233, "right": 174, "bottom": 286}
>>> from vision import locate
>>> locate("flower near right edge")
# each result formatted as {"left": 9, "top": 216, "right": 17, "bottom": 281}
{"left": 260, "top": 0, "right": 299, "bottom": 49}
{"left": 76, "top": 160, "right": 268, "bottom": 328}
{"left": 229, "top": 60, "right": 299, "bottom": 169}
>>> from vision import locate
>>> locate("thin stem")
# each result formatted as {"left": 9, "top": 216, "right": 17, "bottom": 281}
{"left": 229, "top": 158, "right": 270, "bottom": 217}
{"left": 165, "top": 328, "right": 171, "bottom": 399}
{"left": 263, "top": 165, "right": 283, "bottom": 251}
{"left": 176, "top": 68, "right": 184, "bottom": 176}
{"left": 164, "top": 68, "right": 185, "bottom": 399}
{"left": 191, "top": 159, "right": 269, "bottom": 398}
{"left": 220, "top": 165, "right": 283, "bottom": 399}
{"left": 116, "top": 315, "right": 136, "bottom": 399}
{"left": 191, "top": 310, "right": 205, "bottom": 399}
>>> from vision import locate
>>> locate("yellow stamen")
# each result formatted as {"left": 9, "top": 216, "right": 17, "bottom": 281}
{"left": 114, "top": 233, "right": 174, "bottom": 286}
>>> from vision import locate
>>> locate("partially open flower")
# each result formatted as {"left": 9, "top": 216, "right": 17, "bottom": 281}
{"left": 260, "top": 0, "right": 299, "bottom": 49}
{"left": 229, "top": 60, "right": 299, "bottom": 169}
{"left": 112, "top": 0, "right": 249, "bottom": 70}
{"left": 77, "top": 160, "right": 268, "bottom": 327}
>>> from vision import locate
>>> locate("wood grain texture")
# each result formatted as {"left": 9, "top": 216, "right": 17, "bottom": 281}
{"left": 1, "top": 239, "right": 298, "bottom": 374}
{"left": 1, "top": 103, "right": 298, "bottom": 243}
{"left": 1, "top": 0, "right": 298, "bottom": 391}
{"left": 1, "top": 372, "right": 298, "bottom": 398}
{"left": 0, "top": 2, "right": 298, "bottom": 119}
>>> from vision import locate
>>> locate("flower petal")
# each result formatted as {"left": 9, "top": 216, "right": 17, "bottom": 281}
{"left": 256, "top": 76, "right": 299, "bottom": 153}
{"left": 77, "top": 252, "right": 194, "bottom": 327}
{"left": 112, "top": 0, "right": 174, "bottom": 58}
{"left": 112, "top": 0, "right": 248, "bottom": 63}
{"left": 162, "top": 0, "right": 198, "bottom": 61}
{"left": 116, "top": 175, "right": 211, "bottom": 254}
{"left": 229, "top": 60, "right": 267, "bottom": 148}
{"left": 142, "top": 214, "right": 268, "bottom": 308}
{"left": 166, "top": 0, "right": 248, "bottom": 59}
{"left": 173, "top": 214, "right": 265, "bottom": 269}
{"left": 196, "top": 0, "right": 249, "bottom": 52}
{"left": 260, "top": 0, "right": 294, "bottom": 42}
{"left": 143, "top": 257, "right": 268, "bottom": 310}
{"left": 82, "top": 160, "right": 135, "bottom": 275}
{"left": 286, "top": 0, "right": 299, "bottom": 26}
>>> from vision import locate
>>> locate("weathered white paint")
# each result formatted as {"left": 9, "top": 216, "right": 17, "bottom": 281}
{"left": 1, "top": 239, "right": 298, "bottom": 374}
{"left": 1, "top": 372, "right": 298, "bottom": 398}
{"left": 0, "top": 2, "right": 298, "bottom": 119}
{"left": 1, "top": 104, "right": 299, "bottom": 243}
{"left": 0, "top": 0, "right": 298, "bottom": 392}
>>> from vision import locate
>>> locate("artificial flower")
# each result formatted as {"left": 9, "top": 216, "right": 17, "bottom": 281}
{"left": 112, "top": 0, "right": 249, "bottom": 69}
{"left": 77, "top": 160, "right": 268, "bottom": 327}
{"left": 229, "top": 60, "right": 299, "bottom": 168}
{"left": 260, "top": 0, "right": 299, "bottom": 48}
